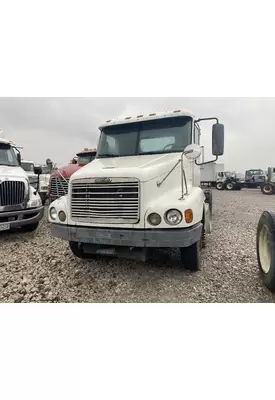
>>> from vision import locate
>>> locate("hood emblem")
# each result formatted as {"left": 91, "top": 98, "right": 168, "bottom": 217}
{"left": 117, "top": 188, "right": 123, "bottom": 198}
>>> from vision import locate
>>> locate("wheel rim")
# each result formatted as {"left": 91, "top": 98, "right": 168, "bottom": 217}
{"left": 259, "top": 225, "right": 271, "bottom": 274}
{"left": 227, "top": 183, "right": 233, "bottom": 190}
{"left": 264, "top": 185, "right": 272, "bottom": 194}
{"left": 217, "top": 183, "right": 223, "bottom": 190}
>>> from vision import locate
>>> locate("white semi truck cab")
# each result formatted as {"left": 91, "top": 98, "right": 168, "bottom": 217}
{"left": 49, "top": 109, "right": 224, "bottom": 271}
{"left": 21, "top": 160, "right": 52, "bottom": 205}
{"left": 0, "top": 138, "right": 44, "bottom": 233}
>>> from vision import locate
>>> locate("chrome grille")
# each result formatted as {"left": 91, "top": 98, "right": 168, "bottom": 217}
{"left": 71, "top": 178, "right": 140, "bottom": 224}
{"left": 50, "top": 177, "right": 69, "bottom": 198}
{"left": 0, "top": 181, "right": 25, "bottom": 207}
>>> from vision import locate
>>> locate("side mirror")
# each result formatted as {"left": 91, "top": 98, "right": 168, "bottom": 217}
{"left": 34, "top": 166, "right": 42, "bottom": 175}
{"left": 184, "top": 144, "right": 202, "bottom": 160}
{"left": 17, "top": 153, "right": 21, "bottom": 165}
{"left": 212, "top": 123, "right": 224, "bottom": 156}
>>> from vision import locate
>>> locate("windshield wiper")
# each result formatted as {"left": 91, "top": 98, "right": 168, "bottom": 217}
{"left": 0, "top": 163, "right": 17, "bottom": 167}
{"left": 97, "top": 154, "right": 119, "bottom": 158}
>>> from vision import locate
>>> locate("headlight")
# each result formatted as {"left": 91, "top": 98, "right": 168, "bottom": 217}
{"left": 147, "top": 213, "right": 161, "bottom": 226}
{"left": 49, "top": 207, "right": 57, "bottom": 220}
{"left": 58, "top": 211, "right": 66, "bottom": 222}
{"left": 165, "top": 209, "right": 182, "bottom": 225}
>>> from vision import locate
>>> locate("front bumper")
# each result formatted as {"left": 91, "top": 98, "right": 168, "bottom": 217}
{"left": 0, "top": 206, "right": 44, "bottom": 228}
{"left": 51, "top": 222, "right": 203, "bottom": 248}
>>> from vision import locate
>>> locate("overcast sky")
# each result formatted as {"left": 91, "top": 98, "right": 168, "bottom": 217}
{"left": 0, "top": 97, "right": 273, "bottom": 172}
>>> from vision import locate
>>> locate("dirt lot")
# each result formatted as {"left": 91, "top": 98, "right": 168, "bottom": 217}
{"left": 1, "top": 189, "right": 274, "bottom": 303}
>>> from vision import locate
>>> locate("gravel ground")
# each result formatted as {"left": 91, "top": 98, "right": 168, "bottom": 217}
{"left": 1, "top": 189, "right": 275, "bottom": 303}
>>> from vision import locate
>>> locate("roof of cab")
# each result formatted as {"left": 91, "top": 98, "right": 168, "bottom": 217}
{"left": 98, "top": 109, "right": 195, "bottom": 130}
{"left": 0, "top": 138, "right": 14, "bottom": 145}
{"left": 76, "top": 148, "right": 97, "bottom": 156}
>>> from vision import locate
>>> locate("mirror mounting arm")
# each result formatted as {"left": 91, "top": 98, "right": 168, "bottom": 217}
{"left": 195, "top": 117, "right": 219, "bottom": 124}
{"left": 195, "top": 156, "right": 218, "bottom": 166}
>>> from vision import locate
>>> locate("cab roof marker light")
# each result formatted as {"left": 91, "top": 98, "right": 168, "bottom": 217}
{"left": 137, "top": 115, "right": 144, "bottom": 118}
{"left": 149, "top": 113, "right": 156, "bottom": 116}
{"left": 125, "top": 117, "right": 131, "bottom": 120}
{"left": 106, "top": 120, "right": 112, "bottom": 123}
{"left": 173, "top": 110, "right": 181, "bottom": 113}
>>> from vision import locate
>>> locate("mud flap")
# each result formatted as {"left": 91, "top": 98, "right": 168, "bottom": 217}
{"left": 204, "top": 203, "right": 212, "bottom": 234}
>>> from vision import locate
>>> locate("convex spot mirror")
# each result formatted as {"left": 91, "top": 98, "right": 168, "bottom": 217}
{"left": 212, "top": 123, "right": 224, "bottom": 156}
{"left": 34, "top": 166, "right": 42, "bottom": 175}
{"left": 184, "top": 144, "right": 202, "bottom": 160}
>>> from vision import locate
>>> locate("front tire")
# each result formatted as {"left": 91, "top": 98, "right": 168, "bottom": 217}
{"left": 180, "top": 240, "right": 201, "bottom": 272}
{"left": 256, "top": 211, "right": 275, "bottom": 292}
{"left": 261, "top": 183, "right": 274, "bottom": 195}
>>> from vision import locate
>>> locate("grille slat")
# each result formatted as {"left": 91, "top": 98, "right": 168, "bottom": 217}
{"left": 0, "top": 181, "right": 25, "bottom": 207}
{"left": 50, "top": 177, "right": 69, "bottom": 198}
{"left": 71, "top": 178, "right": 140, "bottom": 224}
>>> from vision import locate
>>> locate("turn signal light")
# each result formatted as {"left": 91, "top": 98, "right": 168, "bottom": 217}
{"left": 185, "top": 209, "right": 193, "bottom": 224}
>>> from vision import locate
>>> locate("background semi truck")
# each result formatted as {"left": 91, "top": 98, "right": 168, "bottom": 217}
{"left": 49, "top": 148, "right": 97, "bottom": 202}
{"left": 0, "top": 137, "right": 44, "bottom": 233}
{"left": 21, "top": 159, "right": 52, "bottom": 205}
{"left": 49, "top": 109, "right": 224, "bottom": 271}
{"left": 260, "top": 167, "right": 275, "bottom": 195}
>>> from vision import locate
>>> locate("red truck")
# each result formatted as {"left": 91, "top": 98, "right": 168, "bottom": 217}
{"left": 48, "top": 148, "right": 97, "bottom": 203}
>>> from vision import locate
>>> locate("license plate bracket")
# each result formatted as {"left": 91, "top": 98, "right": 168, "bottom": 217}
{"left": 0, "top": 223, "right": 10, "bottom": 232}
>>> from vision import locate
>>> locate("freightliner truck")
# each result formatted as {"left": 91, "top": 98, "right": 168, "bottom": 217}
{"left": 49, "top": 109, "right": 224, "bottom": 271}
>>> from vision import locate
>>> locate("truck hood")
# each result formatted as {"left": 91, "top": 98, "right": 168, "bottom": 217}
{"left": 51, "top": 164, "right": 82, "bottom": 179}
{"left": 0, "top": 166, "right": 28, "bottom": 180}
{"left": 71, "top": 153, "right": 182, "bottom": 182}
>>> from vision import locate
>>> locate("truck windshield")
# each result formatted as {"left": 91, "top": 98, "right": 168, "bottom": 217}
{"left": 21, "top": 162, "right": 35, "bottom": 172}
{"left": 42, "top": 166, "right": 53, "bottom": 174}
{"left": 77, "top": 153, "right": 97, "bottom": 165}
{"left": 246, "top": 170, "right": 264, "bottom": 175}
{"left": 97, "top": 116, "right": 192, "bottom": 158}
{"left": 0, "top": 143, "right": 19, "bottom": 166}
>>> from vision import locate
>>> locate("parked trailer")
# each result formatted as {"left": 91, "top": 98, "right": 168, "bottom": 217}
{"left": 200, "top": 163, "right": 224, "bottom": 187}
{"left": 49, "top": 109, "right": 225, "bottom": 271}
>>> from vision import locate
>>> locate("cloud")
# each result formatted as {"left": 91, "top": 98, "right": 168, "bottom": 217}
{"left": 0, "top": 97, "right": 273, "bottom": 172}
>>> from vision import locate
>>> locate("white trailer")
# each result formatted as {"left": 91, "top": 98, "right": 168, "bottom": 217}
{"left": 200, "top": 163, "right": 224, "bottom": 186}
{"left": 49, "top": 109, "right": 225, "bottom": 272}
